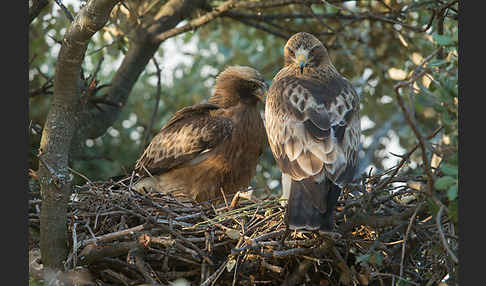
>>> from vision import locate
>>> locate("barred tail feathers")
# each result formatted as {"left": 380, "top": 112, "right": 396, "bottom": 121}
{"left": 286, "top": 177, "right": 341, "bottom": 232}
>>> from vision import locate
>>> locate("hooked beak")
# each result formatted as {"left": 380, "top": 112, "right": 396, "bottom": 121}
{"left": 254, "top": 83, "right": 268, "bottom": 104}
{"left": 296, "top": 53, "right": 307, "bottom": 74}
{"left": 255, "top": 93, "right": 265, "bottom": 103}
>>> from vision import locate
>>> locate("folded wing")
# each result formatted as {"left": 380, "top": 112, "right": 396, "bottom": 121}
{"left": 135, "top": 103, "right": 232, "bottom": 175}
{"left": 265, "top": 74, "right": 360, "bottom": 187}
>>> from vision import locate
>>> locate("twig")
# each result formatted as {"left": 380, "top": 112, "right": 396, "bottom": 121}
{"left": 436, "top": 205, "right": 458, "bottom": 264}
{"left": 200, "top": 260, "right": 228, "bottom": 286}
{"left": 156, "top": 223, "right": 215, "bottom": 266}
{"left": 357, "top": 112, "right": 403, "bottom": 174}
{"left": 400, "top": 203, "right": 423, "bottom": 278}
{"left": 283, "top": 260, "right": 313, "bottom": 286}
{"left": 100, "top": 269, "right": 132, "bottom": 286}
{"left": 143, "top": 57, "right": 163, "bottom": 149}
{"left": 227, "top": 16, "right": 290, "bottom": 39}
{"left": 370, "top": 272, "right": 419, "bottom": 286}
{"left": 223, "top": 11, "right": 355, "bottom": 21}
{"left": 305, "top": 3, "right": 335, "bottom": 33}
{"left": 129, "top": 247, "right": 159, "bottom": 285}
{"left": 29, "top": 79, "right": 54, "bottom": 98}
{"left": 68, "top": 167, "right": 92, "bottom": 183}
{"left": 80, "top": 223, "right": 149, "bottom": 246}
{"left": 394, "top": 49, "right": 447, "bottom": 210}
{"left": 54, "top": 0, "right": 75, "bottom": 22}
{"left": 72, "top": 222, "right": 79, "bottom": 268}
{"left": 87, "top": 55, "right": 105, "bottom": 91}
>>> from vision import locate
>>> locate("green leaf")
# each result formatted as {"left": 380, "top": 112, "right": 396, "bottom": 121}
{"left": 432, "top": 33, "right": 455, "bottom": 46}
{"left": 434, "top": 176, "right": 456, "bottom": 190}
{"left": 447, "top": 184, "right": 458, "bottom": 201}
{"left": 441, "top": 163, "right": 458, "bottom": 176}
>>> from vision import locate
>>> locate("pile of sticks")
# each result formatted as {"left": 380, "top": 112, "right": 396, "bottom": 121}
{"left": 28, "top": 167, "right": 457, "bottom": 286}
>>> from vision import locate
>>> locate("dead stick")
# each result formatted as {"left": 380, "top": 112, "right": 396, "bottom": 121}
{"left": 436, "top": 205, "right": 458, "bottom": 263}
{"left": 400, "top": 203, "right": 423, "bottom": 277}
{"left": 200, "top": 260, "right": 228, "bottom": 286}
{"left": 80, "top": 223, "right": 149, "bottom": 246}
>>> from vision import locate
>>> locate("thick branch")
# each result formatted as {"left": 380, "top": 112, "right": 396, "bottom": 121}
{"left": 152, "top": 0, "right": 241, "bottom": 43}
{"left": 38, "top": 0, "right": 120, "bottom": 271}
{"left": 72, "top": 0, "right": 207, "bottom": 150}
{"left": 152, "top": 0, "right": 326, "bottom": 43}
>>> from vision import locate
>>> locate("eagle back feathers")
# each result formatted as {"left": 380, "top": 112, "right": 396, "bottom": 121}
{"left": 265, "top": 66, "right": 360, "bottom": 186}
{"left": 135, "top": 103, "right": 232, "bottom": 175}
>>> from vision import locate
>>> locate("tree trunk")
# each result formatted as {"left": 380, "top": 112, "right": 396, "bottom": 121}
{"left": 38, "top": 0, "right": 120, "bottom": 271}
{"left": 72, "top": 0, "right": 207, "bottom": 152}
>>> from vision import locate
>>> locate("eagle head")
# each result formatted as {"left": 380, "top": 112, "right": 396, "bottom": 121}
{"left": 212, "top": 66, "right": 268, "bottom": 106}
{"left": 283, "top": 32, "right": 331, "bottom": 73}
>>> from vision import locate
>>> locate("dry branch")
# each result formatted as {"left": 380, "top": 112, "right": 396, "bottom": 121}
{"left": 30, "top": 145, "right": 456, "bottom": 285}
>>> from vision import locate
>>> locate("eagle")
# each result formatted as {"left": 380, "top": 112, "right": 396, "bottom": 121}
{"left": 264, "top": 32, "right": 361, "bottom": 233}
{"left": 133, "top": 66, "right": 268, "bottom": 203}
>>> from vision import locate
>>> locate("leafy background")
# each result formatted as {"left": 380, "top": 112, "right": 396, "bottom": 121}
{"left": 29, "top": 1, "right": 458, "bottom": 284}
{"left": 29, "top": 0, "right": 458, "bottom": 258}
{"left": 30, "top": 1, "right": 457, "bottom": 207}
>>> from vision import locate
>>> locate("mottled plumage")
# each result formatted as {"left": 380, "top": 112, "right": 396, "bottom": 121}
{"left": 265, "top": 32, "right": 361, "bottom": 233}
{"left": 134, "top": 66, "right": 268, "bottom": 203}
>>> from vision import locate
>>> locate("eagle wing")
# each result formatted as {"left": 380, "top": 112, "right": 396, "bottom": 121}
{"left": 265, "top": 73, "right": 360, "bottom": 186}
{"left": 135, "top": 103, "right": 232, "bottom": 175}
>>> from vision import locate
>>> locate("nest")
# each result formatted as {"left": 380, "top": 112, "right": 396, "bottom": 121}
{"left": 28, "top": 168, "right": 457, "bottom": 286}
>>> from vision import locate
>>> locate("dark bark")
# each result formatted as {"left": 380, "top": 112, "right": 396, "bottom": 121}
{"left": 38, "top": 0, "right": 120, "bottom": 271}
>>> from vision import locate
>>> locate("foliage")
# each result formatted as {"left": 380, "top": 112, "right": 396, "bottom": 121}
{"left": 29, "top": 1, "right": 458, "bottom": 188}
{"left": 29, "top": 0, "right": 458, "bottom": 284}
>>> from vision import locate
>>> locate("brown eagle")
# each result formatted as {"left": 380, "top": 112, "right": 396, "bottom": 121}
{"left": 264, "top": 32, "right": 361, "bottom": 233}
{"left": 133, "top": 66, "right": 268, "bottom": 203}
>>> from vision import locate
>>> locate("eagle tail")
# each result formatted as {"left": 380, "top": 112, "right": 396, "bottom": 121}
{"left": 286, "top": 177, "right": 341, "bottom": 232}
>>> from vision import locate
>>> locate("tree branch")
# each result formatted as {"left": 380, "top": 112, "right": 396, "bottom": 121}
{"left": 227, "top": 16, "right": 290, "bottom": 39}
{"left": 142, "top": 57, "right": 163, "bottom": 150}
{"left": 71, "top": 0, "right": 207, "bottom": 153}
{"left": 29, "top": 0, "right": 50, "bottom": 24}
{"left": 436, "top": 205, "right": 458, "bottom": 264}
{"left": 393, "top": 49, "right": 441, "bottom": 201}
{"left": 152, "top": 0, "right": 241, "bottom": 43}
{"left": 54, "top": 0, "right": 75, "bottom": 22}
{"left": 38, "top": 0, "right": 121, "bottom": 271}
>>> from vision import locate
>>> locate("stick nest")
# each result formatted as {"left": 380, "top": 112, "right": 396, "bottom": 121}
{"left": 28, "top": 169, "right": 457, "bottom": 286}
